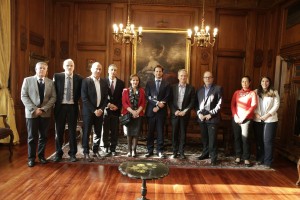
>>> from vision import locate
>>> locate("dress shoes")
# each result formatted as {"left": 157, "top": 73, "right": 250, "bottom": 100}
{"left": 197, "top": 154, "right": 209, "bottom": 160}
{"left": 235, "top": 158, "right": 241, "bottom": 164}
{"left": 93, "top": 152, "right": 102, "bottom": 159}
{"left": 144, "top": 152, "right": 154, "bottom": 158}
{"left": 69, "top": 156, "right": 77, "bottom": 162}
{"left": 170, "top": 154, "right": 178, "bottom": 159}
{"left": 53, "top": 156, "right": 62, "bottom": 162}
{"left": 39, "top": 157, "right": 48, "bottom": 164}
{"left": 158, "top": 152, "right": 166, "bottom": 159}
{"left": 127, "top": 152, "right": 132, "bottom": 157}
{"left": 211, "top": 160, "right": 217, "bottom": 166}
{"left": 28, "top": 160, "right": 35, "bottom": 167}
{"left": 244, "top": 160, "right": 251, "bottom": 167}
{"left": 84, "top": 153, "right": 93, "bottom": 162}
{"left": 179, "top": 154, "right": 186, "bottom": 159}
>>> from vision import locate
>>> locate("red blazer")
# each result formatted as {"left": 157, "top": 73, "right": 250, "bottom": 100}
{"left": 122, "top": 87, "right": 146, "bottom": 116}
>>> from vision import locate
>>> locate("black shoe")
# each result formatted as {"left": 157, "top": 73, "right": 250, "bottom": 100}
{"left": 197, "top": 154, "right": 209, "bottom": 160}
{"left": 53, "top": 156, "right": 62, "bottom": 162}
{"left": 28, "top": 160, "right": 35, "bottom": 167}
{"left": 84, "top": 153, "right": 93, "bottom": 162}
{"left": 69, "top": 156, "right": 77, "bottom": 162}
{"left": 158, "top": 152, "right": 166, "bottom": 159}
{"left": 170, "top": 154, "right": 178, "bottom": 159}
{"left": 211, "top": 160, "right": 217, "bottom": 166}
{"left": 93, "top": 152, "right": 102, "bottom": 159}
{"left": 145, "top": 152, "right": 153, "bottom": 158}
{"left": 39, "top": 157, "right": 48, "bottom": 164}
{"left": 111, "top": 152, "right": 117, "bottom": 157}
{"left": 179, "top": 154, "right": 186, "bottom": 159}
{"left": 244, "top": 160, "right": 251, "bottom": 167}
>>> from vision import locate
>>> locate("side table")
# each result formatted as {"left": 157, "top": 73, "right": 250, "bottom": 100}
{"left": 119, "top": 160, "right": 169, "bottom": 200}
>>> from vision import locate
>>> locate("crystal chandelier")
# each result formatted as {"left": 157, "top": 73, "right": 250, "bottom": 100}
{"left": 112, "top": 0, "right": 142, "bottom": 44}
{"left": 187, "top": 0, "right": 218, "bottom": 47}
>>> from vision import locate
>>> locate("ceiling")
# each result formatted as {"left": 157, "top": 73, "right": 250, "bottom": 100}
{"left": 54, "top": 0, "right": 288, "bottom": 9}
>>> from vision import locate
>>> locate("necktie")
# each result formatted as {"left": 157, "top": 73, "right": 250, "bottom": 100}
{"left": 38, "top": 79, "right": 44, "bottom": 105}
{"left": 66, "top": 76, "right": 71, "bottom": 101}
{"left": 156, "top": 80, "right": 161, "bottom": 93}
{"left": 110, "top": 80, "right": 115, "bottom": 94}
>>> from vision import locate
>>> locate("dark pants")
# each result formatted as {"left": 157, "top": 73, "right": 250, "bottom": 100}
{"left": 232, "top": 119, "right": 252, "bottom": 160}
{"left": 171, "top": 116, "right": 189, "bottom": 154}
{"left": 103, "top": 114, "right": 119, "bottom": 152}
{"left": 199, "top": 122, "right": 218, "bottom": 161}
{"left": 26, "top": 117, "right": 50, "bottom": 161}
{"left": 147, "top": 115, "right": 166, "bottom": 153}
{"left": 253, "top": 121, "right": 277, "bottom": 166}
{"left": 55, "top": 104, "right": 77, "bottom": 157}
{"left": 82, "top": 113, "right": 103, "bottom": 154}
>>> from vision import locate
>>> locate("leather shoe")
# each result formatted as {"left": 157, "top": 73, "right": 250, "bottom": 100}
{"left": 93, "top": 152, "right": 102, "bottom": 159}
{"left": 111, "top": 152, "right": 117, "bottom": 157}
{"left": 211, "top": 160, "right": 217, "bottom": 166}
{"left": 145, "top": 152, "right": 153, "bottom": 158}
{"left": 179, "top": 154, "right": 186, "bottom": 159}
{"left": 244, "top": 160, "right": 251, "bottom": 167}
{"left": 53, "top": 156, "right": 62, "bottom": 162}
{"left": 84, "top": 153, "right": 93, "bottom": 162}
{"left": 69, "top": 156, "right": 77, "bottom": 162}
{"left": 39, "top": 157, "right": 48, "bottom": 164}
{"left": 158, "top": 152, "right": 166, "bottom": 159}
{"left": 197, "top": 154, "right": 209, "bottom": 160}
{"left": 28, "top": 160, "right": 35, "bottom": 167}
{"left": 170, "top": 154, "right": 178, "bottom": 159}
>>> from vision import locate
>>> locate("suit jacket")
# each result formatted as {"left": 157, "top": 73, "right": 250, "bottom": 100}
{"left": 21, "top": 76, "right": 56, "bottom": 118}
{"left": 253, "top": 89, "right": 280, "bottom": 123}
{"left": 145, "top": 79, "right": 170, "bottom": 117}
{"left": 169, "top": 83, "right": 195, "bottom": 119}
{"left": 121, "top": 87, "right": 146, "bottom": 116}
{"left": 105, "top": 77, "right": 125, "bottom": 116}
{"left": 53, "top": 72, "right": 83, "bottom": 117}
{"left": 81, "top": 76, "right": 109, "bottom": 116}
{"left": 195, "top": 84, "right": 223, "bottom": 123}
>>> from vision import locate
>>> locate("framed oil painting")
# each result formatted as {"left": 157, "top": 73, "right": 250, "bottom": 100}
{"left": 133, "top": 29, "right": 190, "bottom": 87}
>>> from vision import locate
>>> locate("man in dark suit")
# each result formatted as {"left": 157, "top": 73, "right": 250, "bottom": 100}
{"left": 195, "top": 71, "right": 223, "bottom": 166}
{"left": 169, "top": 69, "right": 195, "bottom": 159}
{"left": 53, "top": 59, "right": 83, "bottom": 162}
{"left": 145, "top": 65, "right": 170, "bottom": 158}
{"left": 81, "top": 62, "right": 108, "bottom": 161}
{"left": 102, "top": 64, "right": 124, "bottom": 156}
{"left": 21, "top": 62, "right": 56, "bottom": 167}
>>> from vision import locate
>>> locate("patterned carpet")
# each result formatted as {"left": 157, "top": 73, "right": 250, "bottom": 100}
{"left": 47, "top": 136, "right": 273, "bottom": 170}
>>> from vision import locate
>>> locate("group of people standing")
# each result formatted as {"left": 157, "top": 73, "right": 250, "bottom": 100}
{"left": 21, "top": 59, "right": 279, "bottom": 170}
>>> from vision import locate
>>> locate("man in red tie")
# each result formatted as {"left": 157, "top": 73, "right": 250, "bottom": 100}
{"left": 102, "top": 64, "right": 125, "bottom": 156}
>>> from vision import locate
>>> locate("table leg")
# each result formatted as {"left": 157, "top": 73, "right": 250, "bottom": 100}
{"left": 137, "top": 179, "right": 148, "bottom": 200}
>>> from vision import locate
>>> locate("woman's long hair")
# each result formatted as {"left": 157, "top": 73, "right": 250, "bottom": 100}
{"left": 257, "top": 76, "right": 276, "bottom": 98}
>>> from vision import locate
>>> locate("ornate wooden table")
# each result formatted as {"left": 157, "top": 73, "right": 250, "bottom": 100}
{"left": 119, "top": 160, "right": 169, "bottom": 200}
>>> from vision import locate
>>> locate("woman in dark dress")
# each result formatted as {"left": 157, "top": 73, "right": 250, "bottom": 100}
{"left": 122, "top": 74, "right": 146, "bottom": 157}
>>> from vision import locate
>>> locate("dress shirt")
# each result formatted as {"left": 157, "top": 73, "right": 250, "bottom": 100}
{"left": 204, "top": 84, "right": 212, "bottom": 98}
{"left": 92, "top": 76, "right": 101, "bottom": 107}
{"left": 177, "top": 84, "right": 186, "bottom": 110}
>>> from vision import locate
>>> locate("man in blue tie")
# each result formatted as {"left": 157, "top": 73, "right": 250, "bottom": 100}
{"left": 145, "top": 65, "right": 170, "bottom": 158}
{"left": 53, "top": 59, "right": 83, "bottom": 162}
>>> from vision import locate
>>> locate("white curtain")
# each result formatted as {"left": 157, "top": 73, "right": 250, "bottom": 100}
{"left": 0, "top": 0, "right": 20, "bottom": 143}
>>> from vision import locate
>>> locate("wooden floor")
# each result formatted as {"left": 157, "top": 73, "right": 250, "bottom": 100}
{"left": 0, "top": 136, "right": 299, "bottom": 200}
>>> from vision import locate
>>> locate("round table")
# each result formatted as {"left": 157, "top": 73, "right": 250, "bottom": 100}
{"left": 118, "top": 159, "right": 169, "bottom": 200}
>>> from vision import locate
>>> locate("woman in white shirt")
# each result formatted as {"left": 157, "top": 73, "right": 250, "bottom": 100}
{"left": 253, "top": 77, "right": 280, "bottom": 169}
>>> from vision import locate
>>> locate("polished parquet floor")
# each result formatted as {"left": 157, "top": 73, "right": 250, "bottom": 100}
{"left": 0, "top": 136, "right": 299, "bottom": 200}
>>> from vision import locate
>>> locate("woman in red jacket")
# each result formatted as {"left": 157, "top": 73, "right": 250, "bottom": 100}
{"left": 122, "top": 74, "right": 146, "bottom": 157}
{"left": 231, "top": 76, "right": 257, "bottom": 167}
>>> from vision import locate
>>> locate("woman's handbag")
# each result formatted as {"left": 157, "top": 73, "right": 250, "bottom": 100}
{"left": 119, "top": 113, "right": 131, "bottom": 126}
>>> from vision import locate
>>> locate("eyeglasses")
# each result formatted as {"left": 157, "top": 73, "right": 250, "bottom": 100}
{"left": 203, "top": 76, "right": 213, "bottom": 79}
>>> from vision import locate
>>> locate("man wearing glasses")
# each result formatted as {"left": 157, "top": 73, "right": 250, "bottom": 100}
{"left": 195, "top": 71, "right": 223, "bottom": 166}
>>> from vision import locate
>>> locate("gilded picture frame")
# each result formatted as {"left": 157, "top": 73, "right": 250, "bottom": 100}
{"left": 133, "top": 29, "right": 190, "bottom": 87}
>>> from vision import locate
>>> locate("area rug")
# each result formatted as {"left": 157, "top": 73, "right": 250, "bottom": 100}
{"left": 47, "top": 137, "right": 273, "bottom": 170}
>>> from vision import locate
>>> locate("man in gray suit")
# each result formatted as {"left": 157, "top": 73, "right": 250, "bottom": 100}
{"left": 21, "top": 62, "right": 56, "bottom": 167}
{"left": 169, "top": 69, "right": 195, "bottom": 159}
{"left": 195, "top": 71, "right": 223, "bottom": 166}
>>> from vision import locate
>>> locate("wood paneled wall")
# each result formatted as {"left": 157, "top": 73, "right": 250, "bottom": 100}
{"left": 11, "top": 0, "right": 285, "bottom": 142}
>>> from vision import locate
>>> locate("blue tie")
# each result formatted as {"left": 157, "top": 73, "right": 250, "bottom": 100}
{"left": 156, "top": 80, "right": 160, "bottom": 93}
